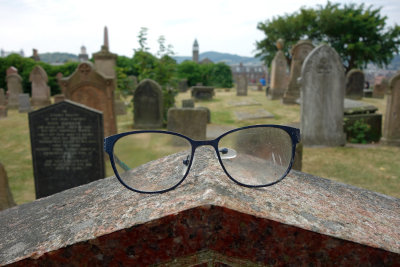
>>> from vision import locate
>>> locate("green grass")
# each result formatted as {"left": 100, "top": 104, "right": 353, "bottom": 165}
{"left": 0, "top": 90, "right": 399, "bottom": 204}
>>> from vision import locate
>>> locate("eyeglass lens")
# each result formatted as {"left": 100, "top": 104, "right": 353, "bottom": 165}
{"left": 218, "top": 127, "right": 293, "bottom": 186}
{"left": 113, "top": 132, "right": 192, "bottom": 192}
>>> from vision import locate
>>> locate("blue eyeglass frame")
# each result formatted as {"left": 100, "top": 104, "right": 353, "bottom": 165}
{"left": 104, "top": 124, "right": 301, "bottom": 194}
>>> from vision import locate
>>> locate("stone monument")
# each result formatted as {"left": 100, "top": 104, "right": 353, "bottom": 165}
{"left": 0, "top": 89, "right": 7, "bottom": 119}
{"left": 0, "top": 162, "right": 16, "bottom": 211}
{"left": 133, "top": 79, "right": 163, "bottom": 129}
{"left": 167, "top": 108, "right": 208, "bottom": 140}
{"left": 269, "top": 39, "right": 288, "bottom": 99}
{"left": 61, "top": 62, "right": 117, "bottom": 137}
{"left": 372, "top": 76, "right": 388, "bottom": 98}
{"left": 382, "top": 72, "right": 400, "bottom": 146}
{"left": 300, "top": 44, "right": 346, "bottom": 146}
{"left": 29, "top": 100, "right": 105, "bottom": 198}
{"left": 345, "top": 69, "right": 364, "bottom": 100}
{"left": 191, "top": 86, "right": 214, "bottom": 100}
{"left": 30, "top": 65, "right": 51, "bottom": 106}
{"left": 18, "top": 93, "right": 31, "bottom": 113}
{"left": 6, "top": 67, "right": 23, "bottom": 109}
{"left": 283, "top": 40, "right": 315, "bottom": 104}
{"left": 93, "top": 26, "right": 117, "bottom": 80}
{"left": 236, "top": 73, "right": 248, "bottom": 96}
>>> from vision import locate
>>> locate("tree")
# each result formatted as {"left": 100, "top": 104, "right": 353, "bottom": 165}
{"left": 255, "top": 1, "right": 400, "bottom": 72}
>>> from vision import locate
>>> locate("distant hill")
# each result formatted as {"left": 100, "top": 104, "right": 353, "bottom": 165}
{"left": 173, "top": 51, "right": 261, "bottom": 65}
{"left": 387, "top": 54, "right": 400, "bottom": 70}
{"left": 39, "top": 52, "right": 78, "bottom": 64}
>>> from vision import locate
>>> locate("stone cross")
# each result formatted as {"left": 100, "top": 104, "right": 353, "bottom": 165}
{"left": 382, "top": 72, "right": 400, "bottom": 146}
{"left": 30, "top": 65, "right": 51, "bottom": 107}
{"left": 283, "top": 40, "right": 315, "bottom": 104}
{"left": 269, "top": 39, "right": 288, "bottom": 99}
{"left": 300, "top": 44, "right": 346, "bottom": 146}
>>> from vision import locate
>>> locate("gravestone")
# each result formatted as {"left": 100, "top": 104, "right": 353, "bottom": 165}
{"left": 182, "top": 99, "right": 194, "bottom": 108}
{"left": 300, "top": 44, "right": 346, "bottom": 146}
{"left": 234, "top": 109, "right": 274, "bottom": 121}
{"left": 53, "top": 94, "right": 65, "bottom": 103}
{"left": 191, "top": 86, "right": 214, "bottom": 100}
{"left": 283, "top": 40, "right": 315, "bottom": 104}
{"left": 373, "top": 76, "right": 388, "bottom": 98}
{"left": 30, "top": 65, "right": 51, "bottom": 107}
{"left": 18, "top": 93, "right": 32, "bottom": 113}
{"left": 61, "top": 62, "right": 117, "bottom": 137}
{"left": 269, "top": 39, "right": 288, "bottom": 99}
{"left": 29, "top": 100, "right": 105, "bottom": 198}
{"left": 343, "top": 99, "right": 382, "bottom": 143}
{"left": 133, "top": 79, "right": 163, "bottom": 129}
{"left": 0, "top": 162, "right": 16, "bottom": 211}
{"left": 56, "top": 72, "right": 63, "bottom": 89}
{"left": 236, "top": 74, "right": 248, "bottom": 96}
{"left": 346, "top": 69, "right": 364, "bottom": 100}
{"left": 196, "top": 106, "right": 211, "bottom": 123}
{"left": 0, "top": 89, "right": 7, "bottom": 119}
{"left": 167, "top": 108, "right": 207, "bottom": 140}
{"left": 114, "top": 92, "right": 127, "bottom": 116}
{"left": 6, "top": 66, "right": 23, "bottom": 109}
{"left": 178, "top": 79, "right": 188, "bottom": 92}
{"left": 382, "top": 72, "right": 400, "bottom": 146}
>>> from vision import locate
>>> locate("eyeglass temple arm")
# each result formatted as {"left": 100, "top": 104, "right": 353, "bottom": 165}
{"left": 114, "top": 155, "right": 131, "bottom": 171}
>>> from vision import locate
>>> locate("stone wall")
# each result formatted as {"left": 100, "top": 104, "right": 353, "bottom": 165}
{"left": 1, "top": 148, "right": 399, "bottom": 265}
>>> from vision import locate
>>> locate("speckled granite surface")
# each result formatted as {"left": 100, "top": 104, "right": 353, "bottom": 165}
{"left": 0, "top": 147, "right": 399, "bottom": 265}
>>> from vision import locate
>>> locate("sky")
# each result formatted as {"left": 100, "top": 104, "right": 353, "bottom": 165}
{"left": 0, "top": 0, "right": 399, "bottom": 58}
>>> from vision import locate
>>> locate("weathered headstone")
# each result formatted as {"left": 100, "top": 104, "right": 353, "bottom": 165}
{"left": 178, "top": 79, "right": 188, "bottom": 92}
{"left": 18, "top": 93, "right": 32, "bottom": 113}
{"left": 234, "top": 109, "right": 274, "bottom": 121}
{"left": 167, "top": 108, "right": 207, "bottom": 140}
{"left": 269, "top": 39, "right": 288, "bottom": 99}
{"left": 283, "top": 40, "right": 315, "bottom": 104}
{"left": 133, "top": 79, "right": 163, "bottom": 129}
{"left": 300, "top": 44, "right": 346, "bottom": 146}
{"left": 345, "top": 69, "right": 364, "bottom": 100}
{"left": 236, "top": 73, "right": 248, "bottom": 96}
{"left": 61, "top": 62, "right": 117, "bottom": 137}
{"left": 182, "top": 99, "right": 195, "bottom": 108}
{"left": 114, "top": 92, "right": 127, "bottom": 116}
{"left": 6, "top": 67, "right": 23, "bottom": 109}
{"left": 191, "top": 86, "right": 214, "bottom": 100}
{"left": 29, "top": 100, "right": 105, "bottom": 198}
{"left": 0, "top": 89, "right": 7, "bottom": 119}
{"left": 196, "top": 106, "right": 211, "bottom": 123}
{"left": 382, "top": 72, "right": 400, "bottom": 146}
{"left": 372, "top": 76, "right": 388, "bottom": 98}
{"left": 0, "top": 162, "right": 16, "bottom": 211}
{"left": 53, "top": 94, "right": 65, "bottom": 103}
{"left": 30, "top": 65, "right": 51, "bottom": 106}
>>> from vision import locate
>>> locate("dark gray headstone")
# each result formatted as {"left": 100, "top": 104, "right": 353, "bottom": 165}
{"left": 18, "top": 93, "right": 31, "bottom": 113}
{"left": 182, "top": 99, "right": 195, "bottom": 108}
{"left": 191, "top": 86, "right": 214, "bottom": 100}
{"left": 346, "top": 69, "right": 364, "bottom": 100}
{"left": 29, "top": 100, "right": 105, "bottom": 198}
{"left": 133, "top": 79, "right": 163, "bottom": 129}
{"left": 178, "top": 79, "right": 188, "bottom": 92}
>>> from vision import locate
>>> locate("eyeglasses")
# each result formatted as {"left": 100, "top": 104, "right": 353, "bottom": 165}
{"left": 104, "top": 125, "right": 300, "bottom": 194}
